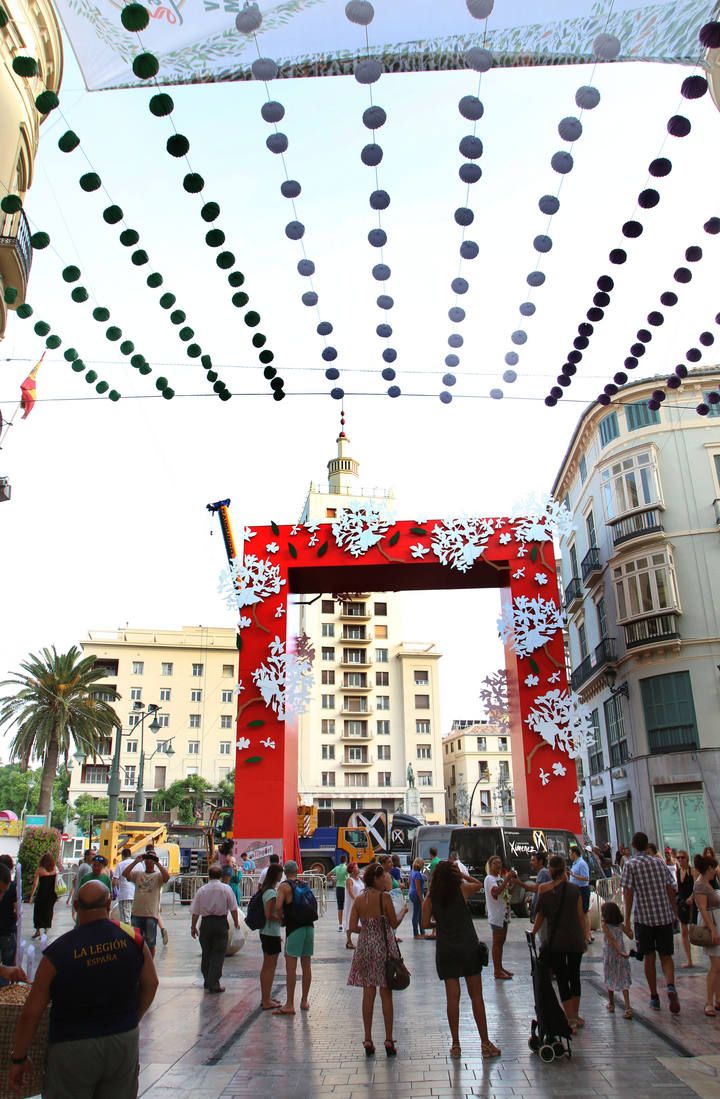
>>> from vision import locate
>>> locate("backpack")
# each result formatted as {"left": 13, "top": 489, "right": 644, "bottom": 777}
{"left": 245, "top": 888, "right": 266, "bottom": 932}
{"left": 287, "top": 880, "right": 318, "bottom": 926}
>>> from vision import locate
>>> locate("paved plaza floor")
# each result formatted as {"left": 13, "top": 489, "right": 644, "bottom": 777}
{"left": 41, "top": 899, "right": 720, "bottom": 1099}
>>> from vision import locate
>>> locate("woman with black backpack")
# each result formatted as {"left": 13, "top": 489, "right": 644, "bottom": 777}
{"left": 531, "top": 855, "right": 586, "bottom": 1034}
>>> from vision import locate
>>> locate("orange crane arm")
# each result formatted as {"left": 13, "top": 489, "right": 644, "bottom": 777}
{"left": 207, "top": 498, "right": 238, "bottom": 565}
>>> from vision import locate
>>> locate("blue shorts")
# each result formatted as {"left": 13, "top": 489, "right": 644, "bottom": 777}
{"left": 131, "top": 915, "right": 158, "bottom": 950}
{"left": 285, "top": 926, "right": 314, "bottom": 958}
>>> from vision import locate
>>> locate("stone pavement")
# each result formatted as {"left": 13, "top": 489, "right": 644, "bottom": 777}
{"left": 40, "top": 898, "right": 720, "bottom": 1098}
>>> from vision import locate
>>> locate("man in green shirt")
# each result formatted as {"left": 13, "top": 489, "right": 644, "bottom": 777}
{"left": 327, "top": 856, "right": 348, "bottom": 931}
{"left": 87, "top": 855, "right": 112, "bottom": 892}
{"left": 427, "top": 847, "right": 441, "bottom": 877}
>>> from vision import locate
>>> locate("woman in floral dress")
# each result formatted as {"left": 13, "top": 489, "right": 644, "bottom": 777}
{"left": 348, "top": 863, "right": 408, "bottom": 1056}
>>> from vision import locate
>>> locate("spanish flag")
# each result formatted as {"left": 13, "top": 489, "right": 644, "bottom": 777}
{"left": 20, "top": 353, "right": 44, "bottom": 419}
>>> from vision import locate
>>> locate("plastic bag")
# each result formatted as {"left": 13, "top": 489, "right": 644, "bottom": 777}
{"left": 55, "top": 878, "right": 68, "bottom": 897}
{"left": 389, "top": 888, "right": 405, "bottom": 917}
{"left": 226, "top": 912, "right": 247, "bottom": 956}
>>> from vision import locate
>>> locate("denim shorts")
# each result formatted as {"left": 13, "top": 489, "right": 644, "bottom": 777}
{"left": 131, "top": 915, "right": 158, "bottom": 950}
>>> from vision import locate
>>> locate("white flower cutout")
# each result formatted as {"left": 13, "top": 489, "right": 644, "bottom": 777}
{"left": 517, "top": 544, "right": 528, "bottom": 557}
{"left": 232, "top": 681, "right": 245, "bottom": 696}
{"left": 535, "top": 572, "right": 548, "bottom": 586}
{"left": 539, "top": 768, "right": 550, "bottom": 786}
{"left": 499, "top": 533, "right": 512, "bottom": 545}
{"left": 552, "top": 761, "right": 567, "bottom": 777}
{"left": 305, "top": 522, "right": 321, "bottom": 533}
{"left": 513, "top": 568, "right": 525, "bottom": 580}
{"left": 415, "top": 517, "right": 429, "bottom": 525}
{"left": 274, "top": 605, "right": 286, "bottom": 618}
{"left": 548, "top": 671, "right": 561, "bottom": 684}
{"left": 236, "top": 736, "right": 250, "bottom": 750}
{"left": 260, "top": 737, "right": 276, "bottom": 750}
{"left": 238, "top": 616, "right": 252, "bottom": 630}
{"left": 266, "top": 542, "right": 279, "bottom": 554}
{"left": 308, "top": 534, "right": 318, "bottom": 547}
{"left": 573, "top": 789, "right": 584, "bottom": 805}
{"left": 242, "top": 527, "right": 256, "bottom": 541}
{"left": 291, "top": 525, "right": 301, "bottom": 536}
{"left": 524, "top": 673, "right": 539, "bottom": 687}
{"left": 410, "top": 543, "right": 430, "bottom": 559}
{"left": 495, "top": 519, "right": 505, "bottom": 528}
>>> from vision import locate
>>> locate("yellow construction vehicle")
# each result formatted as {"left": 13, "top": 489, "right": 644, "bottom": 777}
{"left": 297, "top": 803, "right": 376, "bottom": 874}
{"left": 99, "top": 821, "right": 181, "bottom": 874}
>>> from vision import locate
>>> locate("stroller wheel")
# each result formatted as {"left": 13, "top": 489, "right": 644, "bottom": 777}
{"left": 539, "top": 1044, "right": 556, "bottom": 1063}
{"left": 552, "top": 1041, "right": 566, "bottom": 1059}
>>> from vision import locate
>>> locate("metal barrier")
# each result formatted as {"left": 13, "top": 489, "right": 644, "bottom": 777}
{"left": 164, "top": 874, "right": 207, "bottom": 911}
{"left": 299, "top": 871, "right": 327, "bottom": 917}
{"left": 594, "top": 872, "right": 622, "bottom": 905}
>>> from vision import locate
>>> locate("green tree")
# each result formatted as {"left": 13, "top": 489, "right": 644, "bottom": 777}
{"left": 0, "top": 764, "right": 40, "bottom": 817}
{"left": 216, "top": 769, "right": 234, "bottom": 809}
{"left": 0, "top": 646, "right": 121, "bottom": 817}
{"left": 17, "top": 826, "right": 60, "bottom": 900}
{"left": 154, "top": 776, "right": 211, "bottom": 825}
{"left": 70, "top": 793, "right": 123, "bottom": 838}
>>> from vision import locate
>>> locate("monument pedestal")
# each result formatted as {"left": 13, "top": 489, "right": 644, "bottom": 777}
{"left": 404, "top": 787, "right": 421, "bottom": 817}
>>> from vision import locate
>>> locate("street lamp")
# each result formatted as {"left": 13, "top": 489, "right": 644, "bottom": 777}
{"left": 107, "top": 702, "right": 162, "bottom": 823}
{"left": 135, "top": 704, "right": 161, "bottom": 824}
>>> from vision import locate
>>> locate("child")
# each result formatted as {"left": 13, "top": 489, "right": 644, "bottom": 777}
{"left": 602, "top": 901, "right": 632, "bottom": 1018}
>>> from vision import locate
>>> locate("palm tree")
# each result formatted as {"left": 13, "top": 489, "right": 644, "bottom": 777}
{"left": 0, "top": 646, "right": 121, "bottom": 817}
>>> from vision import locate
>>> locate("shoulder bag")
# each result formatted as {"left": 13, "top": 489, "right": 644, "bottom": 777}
{"left": 381, "top": 893, "right": 411, "bottom": 991}
{"left": 538, "top": 882, "right": 568, "bottom": 960}
{"left": 689, "top": 891, "right": 718, "bottom": 946}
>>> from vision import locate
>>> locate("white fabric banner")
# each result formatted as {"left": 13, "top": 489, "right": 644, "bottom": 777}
{"left": 55, "top": 0, "right": 712, "bottom": 92}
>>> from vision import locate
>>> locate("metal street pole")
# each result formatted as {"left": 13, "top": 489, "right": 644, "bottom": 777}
{"left": 466, "top": 777, "right": 482, "bottom": 827}
{"left": 135, "top": 705, "right": 160, "bottom": 823}
{"left": 107, "top": 728, "right": 123, "bottom": 823}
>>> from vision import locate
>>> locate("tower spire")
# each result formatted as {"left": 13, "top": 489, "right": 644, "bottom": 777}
{"left": 327, "top": 408, "right": 359, "bottom": 492}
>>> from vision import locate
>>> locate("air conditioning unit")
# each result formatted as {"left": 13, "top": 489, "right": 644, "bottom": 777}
{"left": 0, "top": 477, "right": 11, "bottom": 502}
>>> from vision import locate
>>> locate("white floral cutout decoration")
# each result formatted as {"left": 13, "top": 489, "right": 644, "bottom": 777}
{"left": 236, "top": 736, "right": 250, "bottom": 750}
{"left": 410, "top": 543, "right": 430, "bottom": 559}
{"left": 251, "top": 636, "right": 314, "bottom": 721}
{"left": 524, "top": 689, "right": 595, "bottom": 773}
{"left": 332, "top": 500, "right": 393, "bottom": 557}
{"left": 498, "top": 596, "right": 565, "bottom": 658}
{"left": 479, "top": 668, "right": 509, "bottom": 727}
{"left": 431, "top": 517, "right": 494, "bottom": 573}
{"left": 511, "top": 495, "right": 574, "bottom": 544}
{"left": 219, "top": 555, "right": 286, "bottom": 610}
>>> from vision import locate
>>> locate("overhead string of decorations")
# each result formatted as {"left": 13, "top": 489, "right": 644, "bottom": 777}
{"left": 438, "top": 0, "right": 494, "bottom": 405}
{"left": 119, "top": 0, "right": 281, "bottom": 401}
{"left": 235, "top": 2, "right": 340, "bottom": 402}
{"left": 489, "top": 29, "right": 613, "bottom": 403}
{"left": 545, "top": 17, "right": 719, "bottom": 409}
{"left": 346, "top": 0, "right": 399, "bottom": 399}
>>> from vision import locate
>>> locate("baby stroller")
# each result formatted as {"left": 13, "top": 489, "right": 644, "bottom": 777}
{"left": 526, "top": 931, "right": 572, "bottom": 1063}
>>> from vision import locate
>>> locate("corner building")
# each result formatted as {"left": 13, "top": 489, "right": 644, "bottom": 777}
{"left": 552, "top": 368, "right": 720, "bottom": 855}
{"left": 297, "top": 424, "right": 446, "bottom": 823}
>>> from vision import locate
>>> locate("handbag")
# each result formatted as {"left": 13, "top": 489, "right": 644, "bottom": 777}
{"left": 689, "top": 923, "right": 713, "bottom": 946}
{"left": 538, "top": 882, "right": 568, "bottom": 960}
{"left": 382, "top": 895, "right": 411, "bottom": 991}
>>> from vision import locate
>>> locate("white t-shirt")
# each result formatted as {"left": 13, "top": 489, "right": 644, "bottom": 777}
{"left": 484, "top": 874, "right": 509, "bottom": 927}
{"left": 115, "top": 858, "right": 136, "bottom": 902}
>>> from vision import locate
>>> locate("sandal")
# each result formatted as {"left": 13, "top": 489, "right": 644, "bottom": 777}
{"left": 384, "top": 1040, "right": 397, "bottom": 1058}
{"left": 624, "top": 1008, "right": 633, "bottom": 1020}
{"left": 481, "top": 1041, "right": 501, "bottom": 1059}
{"left": 574, "top": 1016, "right": 585, "bottom": 1028}
{"left": 705, "top": 1005, "right": 717, "bottom": 1017}
{"left": 606, "top": 1003, "right": 615, "bottom": 1013}
{"left": 450, "top": 1044, "right": 461, "bottom": 1059}
{"left": 363, "top": 1040, "right": 375, "bottom": 1056}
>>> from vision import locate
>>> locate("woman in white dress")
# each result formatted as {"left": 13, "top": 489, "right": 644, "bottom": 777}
{"left": 343, "top": 863, "right": 365, "bottom": 949}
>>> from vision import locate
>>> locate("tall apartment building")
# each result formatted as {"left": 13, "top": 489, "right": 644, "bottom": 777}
{"left": 297, "top": 424, "right": 446, "bottom": 823}
{"left": 72, "top": 627, "right": 238, "bottom": 813}
{"left": 443, "top": 720, "right": 515, "bottom": 826}
{"left": 552, "top": 367, "right": 720, "bottom": 855}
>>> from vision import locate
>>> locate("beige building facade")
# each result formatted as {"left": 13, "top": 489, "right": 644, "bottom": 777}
{"left": 0, "top": 0, "right": 62, "bottom": 336}
{"left": 552, "top": 367, "right": 720, "bottom": 855}
{"left": 443, "top": 719, "right": 516, "bottom": 827}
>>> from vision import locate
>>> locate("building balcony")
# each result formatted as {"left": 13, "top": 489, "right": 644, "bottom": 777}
{"left": 648, "top": 725, "right": 699, "bottom": 753}
{"left": 570, "top": 636, "right": 616, "bottom": 693}
{"left": 340, "top": 755, "right": 374, "bottom": 766}
{"left": 564, "top": 577, "right": 583, "bottom": 612}
{"left": 341, "top": 679, "right": 372, "bottom": 691}
{"left": 339, "top": 704, "right": 374, "bottom": 717}
{"left": 623, "top": 612, "right": 680, "bottom": 650}
{"left": 610, "top": 507, "right": 664, "bottom": 548}
{"left": 0, "top": 209, "right": 32, "bottom": 305}
{"left": 340, "top": 658, "right": 372, "bottom": 669}
{"left": 581, "top": 546, "right": 602, "bottom": 585}
{"left": 339, "top": 608, "right": 372, "bottom": 621}
{"left": 341, "top": 632, "right": 373, "bottom": 644}
{"left": 339, "top": 729, "right": 373, "bottom": 741}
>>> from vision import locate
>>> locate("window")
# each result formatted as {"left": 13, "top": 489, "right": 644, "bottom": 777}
{"left": 322, "top": 744, "right": 335, "bottom": 760}
{"left": 322, "top": 622, "right": 335, "bottom": 637}
{"left": 344, "top": 696, "right": 368, "bottom": 713}
{"left": 128, "top": 713, "right": 141, "bottom": 727}
{"left": 321, "top": 670, "right": 336, "bottom": 685}
{"left": 585, "top": 509, "right": 597, "bottom": 549}
{"left": 613, "top": 550, "right": 678, "bottom": 622}
{"left": 191, "top": 689, "right": 202, "bottom": 702}
{"left": 189, "top": 714, "right": 201, "bottom": 728}
{"left": 221, "top": 689, "right": 233, "bottom": 703}
{"left": 374, "top": 602, "right": 387, "bottom": 615}
{"left": 220, "top": 741, "right": 232, "bottom": 755}
{"left": 416, "top": 720, "right": 431, "bottom": 735}
{"left": 476, "top": 736, "right": 486, "bottom": 751}
{"left": 714, "top": 452, "right": 720, "bottom": 493}
{"left": 604, "top": 695, "right": 628, "bottom": 766}
{"left": 344, "top": 626, "right": 367, "bottom": 640}
{"left": 626, "top": 400, "right": 660, "bottom": 431}
{"left": 579, "top": 454, "right": 588, "bottom": 484}
{"left": 188, "top": 741, "right": 200, "bottom": 754}
{"left": 157, "top": 714, "right": 170, "bottom": 728}
{"left": 192, "top": 663, "right": 204, "bottom": 677}
{"left": 378, "top": 772, "right": 392, "bottom": 787}
{"left": 376, "top": 695, "right": 390, "bottom": 710}
{"left": 375, "top": 671, "right": 389, "bottom": 686}
{"left": 82, "top": 765, "right": 109, "bottom": 785}
{"left": 588, "top": 709, "right": 604, "bottom": 774}
{"left": 478, "top": 760, "right": 490, "bottom": 782}
{"left": 479, "top": 792, "right": 492, "bottom": 813}
{"left": 220, "top": 715, "right": 233, "bottom": 729}
{"left": 222, "top": 664, "right": 234, "bottom": 677}
{"left": 126, "top": 741, "right": 138, "bottom": 754}
{"left": 132, "top": 661, "right": 144, "bottom": 675}
{"left": 601, "top": 450, "right": 660, "bottom": 519}
{"left": 120, "top": 796, "right": 136, "bottom": 812}
{"left": 344, "top": 649, "right": 365, "bottom": 665}
{"left": 130, "top": 688, "right": 142, "bottom": 701}
{"left": 375, "top": 648, "right": 389, "bottom": 663}
{"left": 318, "top": 799, "right": 332, "bottom": 809}
{"left": 415, "top": 694, "right": 430, "bottom": 709}
{"left": 345, "top": 773, "right": 369, "bottom": 788}
{"left": 161, "top": 662, "right": 173, "bottom": 676}
{"left": 347, "top": 745, "right": 367, "bottom": 763}
{"left": 569, "top": 543, "right": 579, "bottom": 580}
{"left": 321, "top": 694, "right": 335, "bottom": 709}
{"left": 498, "top": 760, "right": 510, "bottom": 780}
{"left": 414, "top": 671, "right": 429, "bottom": 685}
{"left": 640, "top": 671, "right": 699, "bottom": 752}
{"left": 345, "top": 672, "right": 366, "bottom": 687}
{"left": 321, "top": 599, "right": 335, "bottom": 613}
{"left": 596, "top": 596, "right": 608, "bottom": 640}
{"left": 160, "top": 688, "right": 171, "bottom": 702}
{"left": 98, "top": 737, "right": 113, "bottom": 755}
{"left": 322, "top": 647, "right": 335, "bottom": 662}
{"left": 420, "top": 797, "right": 434, "bottom": 815}
{"left": 417, "top": 771, "right": 433, "bottom": 787}
{"left": 123, "top": 765, "right": 136, "bottom": 786}
{"left": 577, "top": 620, "right": 588, "bottom": 661}
{"left": 377, "top": 744, "right": 391, "bottom": 760}
{"left": 345, "top": 720, "right": 367, "bottom": 737}
{"left": 377, "top": 720, "right": 390, "bottom": 735}
{"left": 498, "top": 737, "right": 508, "bottom": 752}
{"left": 417, "top": 745, "right": 432, "bottom": 759}
{"left": 321, "top": 719, "right": 335, "bottom": 736}
{"left": 343, "top": 601, "right": 366, "bottom": 616}
{"left": 92, "top": 690, "right": 116, "bottom": 702}
{"left": 599, "top": 410, "right": 619, "bottom": 447}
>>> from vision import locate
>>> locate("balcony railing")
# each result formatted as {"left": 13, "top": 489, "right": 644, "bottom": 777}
{"left": 0, "top": 209, "right": 32, "bottom": 287}
{"left": 339, "top": 729, "right": 372, "bottom": 740}
{"left": 341, "top": 631, "right": 372, "bottom": 644}
{"left": 581, "top": 546, "right": 602, "bottom": 584}
{"left": 623, "top": 613, "right": 679, "bottom": 650}
{"left": 342, "top": 679, "right": 372, "bottom": 691}
{"left": 611, "top": 507, "right": 664, "bottom": 547}
{"left": 339, "top": 704, "right": 373, "bottom": 716}
{"left": 648, "top": 725, "right": 698, "bottom": 753}
{"left": 340, "top": 658, "right": 372, "bottom": 668}
{"left": 569, "top": 636, "right": 616, "bottom": 693}
{"left": 564, "top": 577, "right": 583, "bottom": 611}
{"left": 341, "top": 755, "right": 373, "bottom": 766}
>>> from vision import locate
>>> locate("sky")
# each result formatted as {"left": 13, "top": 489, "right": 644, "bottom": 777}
{"left": 1, "top": 32, "right": 720, "bottom": 744}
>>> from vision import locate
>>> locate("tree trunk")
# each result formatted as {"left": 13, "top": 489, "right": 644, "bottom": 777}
{"left": 37, "top": 737, "right": 59, "bottom": 818}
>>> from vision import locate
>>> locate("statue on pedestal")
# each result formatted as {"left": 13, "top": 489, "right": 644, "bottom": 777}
{"left": 406, "top": 763, "right": 415, "bottom": 788}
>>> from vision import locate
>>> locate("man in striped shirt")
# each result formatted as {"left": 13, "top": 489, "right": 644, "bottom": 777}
{"left": 622, "top": 831, "right": 679, "bottom": 1013}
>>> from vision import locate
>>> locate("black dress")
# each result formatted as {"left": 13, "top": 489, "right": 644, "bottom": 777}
{"left": 33, "top": 873, "right": 57, "bottom": 930}
{"left": 433, "top": 891, "right": 485, "bottom": 980}
{"left": 677, "top": 869, "right": 694, "bottom": 924}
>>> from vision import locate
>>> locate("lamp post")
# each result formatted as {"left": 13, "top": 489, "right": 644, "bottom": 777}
{"left": 135, "top": 705, "right": 161, "bottom": 823}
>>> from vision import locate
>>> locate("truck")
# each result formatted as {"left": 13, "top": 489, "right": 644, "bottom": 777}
{"left": 297, "top": 806, "right": 421, "bottom": 874}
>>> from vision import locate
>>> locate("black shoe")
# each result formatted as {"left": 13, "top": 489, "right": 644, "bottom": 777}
{"left": 208, "top": 986, "right": 225, "bottom": 994}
